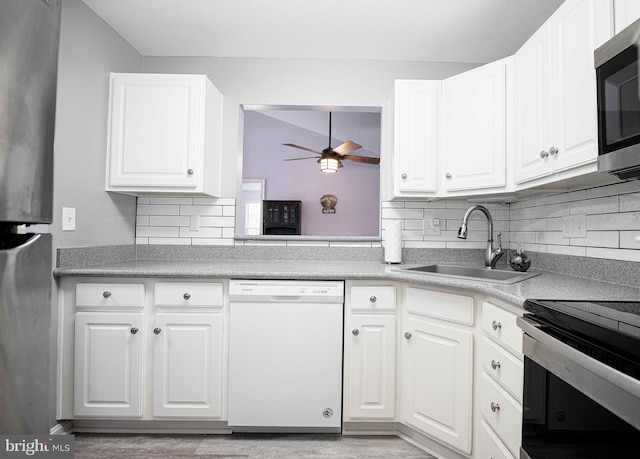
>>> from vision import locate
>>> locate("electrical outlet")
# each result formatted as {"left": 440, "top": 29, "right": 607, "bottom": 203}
{"left": 62, "top": 207, "right": 76, "bottom": 231}
{"left": 562, "top": 214, "right": 586, "bottom": 238}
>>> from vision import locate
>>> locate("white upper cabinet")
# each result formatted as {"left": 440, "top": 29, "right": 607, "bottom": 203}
{"left": 514, "top": 0, "right": 613, "bottom": 185}
{"left": 614, "top": 0, "right": 640, "bottom": 34}
{"left": 390, "top": 80, "right": 440, "bottom": 198}
{"left": 442, "top": 58, "right": 511, "bottom": 193}
{"left": 106, "top": 73, "right": 223, "bottom": 196}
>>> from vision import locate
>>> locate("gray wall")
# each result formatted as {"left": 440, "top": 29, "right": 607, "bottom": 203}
{"left": 53, "top": 0, "right": 142, "bottom": 249}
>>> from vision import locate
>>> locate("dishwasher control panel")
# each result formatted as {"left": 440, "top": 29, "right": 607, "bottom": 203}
{"left": 229, "top": 280, "right": 344, "bottom": 303}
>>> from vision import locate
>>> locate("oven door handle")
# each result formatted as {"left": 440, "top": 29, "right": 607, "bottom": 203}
{"left": 517, "top": 315, "right": 640, "bottom": 430}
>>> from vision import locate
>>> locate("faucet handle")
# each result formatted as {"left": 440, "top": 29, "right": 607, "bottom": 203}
{"left": 496, "top": 232, "right": 502, "bottom": 249}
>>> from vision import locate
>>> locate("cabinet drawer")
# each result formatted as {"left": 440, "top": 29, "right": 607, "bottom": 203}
{"left": 480, "top": 372, "right": 522, "bottom": 457}
{"left": 154, "top": 282, "right": 223, "bottom": 307}
{"left": 405, "top": 287, "right": 474, "bottom": 325}
{"left": 351, "top": 286, "right": 396, "bottom": 311}
{"left": 482, "top": 301, "right": 522, "bottom": 354}
{"left": 481, "top": 337, "right": 524, "bottom": 403}
{"left": 75, "top": 283, "right": 145, "bottom": 308}
{"left": 479, "top": 419, "right": 516, "bottom": 459}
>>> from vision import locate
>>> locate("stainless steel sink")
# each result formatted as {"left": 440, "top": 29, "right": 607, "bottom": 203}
{"left": 393, "top": 264, "right": 540, "bottom": 284}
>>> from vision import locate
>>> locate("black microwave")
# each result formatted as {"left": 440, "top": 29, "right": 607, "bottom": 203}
{"left": 595, "top": 18, "right": 640, "bottom": 180}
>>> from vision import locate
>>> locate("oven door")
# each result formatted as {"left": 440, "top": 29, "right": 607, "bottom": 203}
{"left": 517, "top": 315, "right": 640, "bottom": 459}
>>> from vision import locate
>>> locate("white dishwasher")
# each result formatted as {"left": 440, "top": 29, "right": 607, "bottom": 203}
{"left": 228, "top": 279, "right": 344, "bottom": 432}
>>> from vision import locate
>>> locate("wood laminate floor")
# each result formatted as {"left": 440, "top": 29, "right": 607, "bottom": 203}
{"left": 73, "top": 433, "right": 437, "bottom": 458}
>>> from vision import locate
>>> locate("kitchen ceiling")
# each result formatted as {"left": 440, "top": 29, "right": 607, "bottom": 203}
{"left": 81, "top": 0, "right": 565, "bottom": 64}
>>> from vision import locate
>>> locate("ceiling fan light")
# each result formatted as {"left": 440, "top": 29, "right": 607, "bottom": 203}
{"left": 320, "top": 157, "right": 340, "bottom": 173}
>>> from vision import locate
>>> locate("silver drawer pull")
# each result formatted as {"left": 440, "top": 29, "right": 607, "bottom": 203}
{"left": 491, "top": 402, "right": 500, "bottom": 412}
{"left": 404, "top": 332, "right": 412, "bottom": 340}
{"left": 491, "top": 360, "right": 501, "bottom": 370}
{"left": 130, "top": 327, "right": 139, "bottom": 335}
{"left": 187, "top": 168, "right": 194, "bottom": 175}
{"left": 492, "top": 320, "right": 502, "bottom": 331}
{"left": 370, "top": 296, "right": 377, "bottom": 303}
{"left": 102, "top": 291, "right": 111, "bottom": 298}
{"left": 154, "top": 328, "right": 162, "bottom": 335}
{"left": 352, "top": 329, "right": 359, "bottom": 336}
{"left": 183, "top": 293, "right": 191, "bottom": 300}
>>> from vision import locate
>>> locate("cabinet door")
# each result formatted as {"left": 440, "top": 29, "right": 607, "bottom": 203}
{"left": 153, "top": 313, "right": 224, "bottom": 418}
{"left": 442, "top": 59, "right": 507, "bottom": 191}
{"left": 345, "top": 314, "right": 396, "bottom": 419}
{"left": 614, "top": 0, "right": 640, "bottom": 34}
{"left": 514, "top": 23, "right": 553, "bottom": 183}
{"left": 549, "top": 0, "right": 613, "bottom": 173}
{"left": 401, "top": 316, "right": 473, "bottom": 454}
{"left": 107, "top": 73, "right": 204, "bottom": 189}
{"left": 74, "top": 312, "right": 143, "bottom": 417}
{"left": 392, "top": 80, "right": 440, "bottom": 195}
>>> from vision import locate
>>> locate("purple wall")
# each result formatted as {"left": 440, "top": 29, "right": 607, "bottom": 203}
{"left": 242, "top": 111, "right": 380, "bottom": 236}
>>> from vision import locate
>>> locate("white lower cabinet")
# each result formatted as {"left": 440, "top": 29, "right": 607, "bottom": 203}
{"left": 74, "top": 312, "right": 144, "bottom": 417}
{"left": 477, "top": 300, "right": 524, "bottom": 458}
{"left": 62, "top": 279, "right": 227, "bottom": 422}
{"left": 401, "top": 286, "right": 474, "bottom": 454}
{"left": 152, "top": 313, "right": 224, "bottom": 418}
{"left": 343, "top": 283, "right": 397, "bottom": 421}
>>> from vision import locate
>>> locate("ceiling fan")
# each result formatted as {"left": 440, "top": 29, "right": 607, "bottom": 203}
{"left": 282, "top": 112, "right": 380, "bottom": 173}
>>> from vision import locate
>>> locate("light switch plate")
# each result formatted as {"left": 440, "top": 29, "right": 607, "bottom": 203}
{"left": 424, "top": 211, "right": 441, "bottom": 236}
{"left": 62, "top": 207, "right": 76, "bottom": 231}
{"left": 189, "top": 215, "right": 200, "bottom": 231}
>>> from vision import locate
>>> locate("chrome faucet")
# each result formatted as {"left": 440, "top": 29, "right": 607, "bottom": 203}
{"left": 457, "top": 205, "right": 503, "bottom": 269}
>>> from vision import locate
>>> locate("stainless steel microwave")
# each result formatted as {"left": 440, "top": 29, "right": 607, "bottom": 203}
{"left": 595, "top": 18, "right": 640, "bottom": 180}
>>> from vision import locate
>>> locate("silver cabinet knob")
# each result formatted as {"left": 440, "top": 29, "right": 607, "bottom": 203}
{"left": 445, "top": 172, "right": 452, "bottom": 179}
{"left": 187, "top": 169, "right": 194, "bottom": 175}
{"left": 370, "top": 296, "right": 377, "bottom": 303}
{"left": 130, "top": 327, "right": 139, "bottom": 335}
{"left": 401, "top": 173, "right": 408, "bottom": 179}
{"left": 404, "top": 332, "right": 412, "bottom": 340}
{"left": 540, "top": 150, "right": 549, "bottom": 159}
{"left": 491, "top": 360, "right": 501, "bottom": 370}
{"left": 492, "top": 320, "right": 502, "bottom": 331}
{"left": 102, "top": 291, "right": 111, "bottom": 298}
{"left": 549, "top": 146, "right": 559, "bottom": 156}
{"left": 491, "top": 402, "right": 500, "bottom": 412}
{"left": 183, "top": 293, "right": 191, "bottom": 300}
{"left": 154, "top": 328, "right": 162, "bottom": 335}
{"left": 352, "top": 329, "right": 359, "bottom": 336}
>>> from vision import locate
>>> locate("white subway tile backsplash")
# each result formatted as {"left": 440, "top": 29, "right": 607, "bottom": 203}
{"left": 149, "top": 197, "right": 193, "bottom": 205}
{"left": 131, "top": 180, "right": 640, "bottom": 261}
{"left": 619, "top": 192, "right": 640, "bottom": 212}
{"left": 149, "top": 215, "right": 190, "bottom": 227}
{"left": 180, "top": 205, "right": 224, "bottom": 216}
{"left": 148, "top": 237, "right": 191, "bottom": 245}
{"left": 137, "top": 226, "right": 179, "bottom": 238}
{"left": 569, "top": 196, "right": 619, "bottom": 215}
{"left": 570, "top": 231, "right": 619, "bottom": 248}
{"left": 137, "top": 204, "right": 180, "bottom": 216}
{"left": 620, "top": 231, "right": 640, "bottom": 249}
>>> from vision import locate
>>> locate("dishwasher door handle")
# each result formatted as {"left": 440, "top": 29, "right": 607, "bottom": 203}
{"left": 270, "top": 295, "right": 303, "bottom": 302}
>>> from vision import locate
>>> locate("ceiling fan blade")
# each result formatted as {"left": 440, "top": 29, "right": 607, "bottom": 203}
{"left": 332, "top": 140, "right": 362, "bottom": 156}
{"left": 283, "top": 156, "right": 318, "bottom": 161}
{"left": 341, "top": 155, "right": 380, "bottom": 165}
{"left": 283, "top": 143, "right": 323, "bottom": 155}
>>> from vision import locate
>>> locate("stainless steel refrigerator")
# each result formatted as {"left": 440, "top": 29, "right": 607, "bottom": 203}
{"left": 0, "top": 0, "right": 61, "bottom": 434}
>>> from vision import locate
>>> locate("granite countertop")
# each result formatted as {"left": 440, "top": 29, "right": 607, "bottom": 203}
{"left": 53, "top": 257, "right": 640, "bottom": 310}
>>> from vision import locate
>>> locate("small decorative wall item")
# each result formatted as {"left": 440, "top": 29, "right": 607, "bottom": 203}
{"left": 509, "top": 243, "right": 532, "bottom": 272}
{"left": 320, "top": 194, "right": 337, "bottom": 213}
